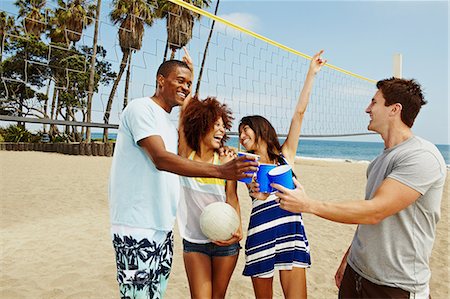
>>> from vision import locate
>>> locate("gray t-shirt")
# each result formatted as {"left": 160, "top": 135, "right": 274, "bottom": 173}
{"left": 347, "top": 136, "right": 446, "bottom": 294}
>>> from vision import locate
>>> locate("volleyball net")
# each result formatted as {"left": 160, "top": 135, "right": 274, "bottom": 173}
{"left": 0, "top": 0, "right": 376, "bottom": 137}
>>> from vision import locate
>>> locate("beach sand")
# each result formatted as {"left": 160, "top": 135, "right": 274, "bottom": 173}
{"left": 0, "top": 151, "right": 448, "bottom": 298}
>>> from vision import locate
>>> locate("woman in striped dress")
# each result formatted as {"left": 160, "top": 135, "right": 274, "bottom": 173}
{"left": 178, "top": 96, "right": 242, "bottom": 299}
{"left": 239, "top": 50, "right": 326, "bottom": 299}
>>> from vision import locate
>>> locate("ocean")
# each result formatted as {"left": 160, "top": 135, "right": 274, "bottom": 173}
{"left": 91, "top": 132, "right": 450, "bottom": 165}
{"left": 227, "top": 136, "right": 450, "bottom": 166}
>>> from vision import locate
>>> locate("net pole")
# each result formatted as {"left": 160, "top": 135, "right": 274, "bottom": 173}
{"left": 393, "top": 53, "right": 403, "bottom": 78}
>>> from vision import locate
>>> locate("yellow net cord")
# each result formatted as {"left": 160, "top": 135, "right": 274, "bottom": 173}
{"left": 168, "top": 0, "right": 376, "bottom": 83}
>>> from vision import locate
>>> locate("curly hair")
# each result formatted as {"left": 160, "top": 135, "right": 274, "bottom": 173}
{"left": 238, "top": 115, "right": 281, "bottom": 162}
{"left": 181, "top": 97, "right": 233, "bottom": 152}
{"left": 377, "top": 77, "right": 427, "bottom": 128}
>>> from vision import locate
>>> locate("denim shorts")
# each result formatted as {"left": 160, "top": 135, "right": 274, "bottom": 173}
{"left": 183, "top": 239, "right": 241, "bottom": 257}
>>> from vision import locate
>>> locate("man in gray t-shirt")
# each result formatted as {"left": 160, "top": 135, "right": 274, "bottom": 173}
{"left": 273, "top": 77, "right": 446, "bottom": 298}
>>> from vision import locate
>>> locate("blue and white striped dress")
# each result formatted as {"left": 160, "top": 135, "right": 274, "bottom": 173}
{"left": 243, "top": 159, "right": 311, "bottom": 278}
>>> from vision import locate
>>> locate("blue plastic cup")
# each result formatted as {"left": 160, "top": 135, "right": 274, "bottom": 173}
{"left": 256, "top": 164, "right": 277, "bottom": 193}
{"left": 237, "top": 152, "right": 260, "bottom": 183}
{"left": 268, "top": 165, "right": 295, "bottom": 191}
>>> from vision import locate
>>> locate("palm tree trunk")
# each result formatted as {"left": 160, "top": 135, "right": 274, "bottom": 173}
{"left": 43, "top": 77, "right": 52, "bottom": 133}
{"left": 81, "top": 110, "right": 86, "bottom": 140}
{"left": 170, "top": 49, "right": 175, "bottom": 60}
{"left": 103, "top": 50, "right": 129, "bottom": 142}
{"left": 123, "top": 50, "right": 133, "bottom": 110}
{"left": 55, "top": 94, "right": 64, "bottom": 134}
{"left": 49, "top": 85, "right": 58, "bottom": 136}
{"left": 18, "top": 101, "right": 24, "bottom": 127}
{"left": 68, "top": 107, "right": 78, "bottom": 141}
{"left": 163, "top": 39, "right": 169, "bottom": 62}
{"left": 196, "top": 0, "right": 220, "bottom": 97}
{"left": 65, "top": 108, "right": 70, "bottom": 134}
{"left": 86, "top": 0, "right": 102, "bottom": 143}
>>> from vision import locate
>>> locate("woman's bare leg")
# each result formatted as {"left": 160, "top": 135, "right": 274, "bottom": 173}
{"left": 211, "top": 254, "right": 239, "bottom": 299}
{"left": 279, "top": 268, "right": 307, "bottom": 299}
{"left": 183, "top": 252, "right": 212, "bottom": 299}
{"left": 252, "top": 276, "right": 274, "bottom": 299}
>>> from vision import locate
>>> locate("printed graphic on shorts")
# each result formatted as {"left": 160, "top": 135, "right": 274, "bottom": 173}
{"left": 113, "top": 232, "right": 173, "bottom": 299}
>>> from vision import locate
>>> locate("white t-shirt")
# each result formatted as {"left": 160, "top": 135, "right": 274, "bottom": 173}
{"left": 177, "top": 151, "right": 227, "bottom": 243}
{"left": 109, "top": 97, "right": 180, "bottom": 231}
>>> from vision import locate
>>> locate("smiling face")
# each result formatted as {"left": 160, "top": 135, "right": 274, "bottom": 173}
{"left": 158, "top": 66, "right": 192, "bottom": 109}
{"left": 203, "top": 118, "right": 226, "bottom": 150}
{"left": 365, "top": 90, "right": 392, "bottom": 133}
{"left": 239, "top": 124, "right": 257, "bottom": 151}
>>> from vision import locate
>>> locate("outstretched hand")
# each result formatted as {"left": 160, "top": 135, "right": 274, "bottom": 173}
{"left": 220, "top": 154, "right": 259, "bottom": 181}
{"left": 309, "top": 50, "right": 327, "bottom": 75}
{"left": 272, "top": 177, "right": 312, "bottom": 213}
{"left": 182, "top": 46, "right": 194, "bottom": 73}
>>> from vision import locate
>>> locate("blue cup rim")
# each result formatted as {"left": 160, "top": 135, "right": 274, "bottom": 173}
{"left": 268, "top": 165, "right": 292, "bottom": 177}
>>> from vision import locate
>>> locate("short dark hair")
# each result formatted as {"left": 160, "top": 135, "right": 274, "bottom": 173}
{"left": 181, "top": 97, "right": 233, "bottom": 152}
{"left": 376, "top": 77, "right": 427, "bottom": 127}
{"left": 157, "top": 60, "right": 191, "bottom": 78}
{"left": 238, "top": 115, "right": 281, "bottom": 162}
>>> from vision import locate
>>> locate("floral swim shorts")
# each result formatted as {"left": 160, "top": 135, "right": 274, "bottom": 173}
{"left": 112, "top": 229, "right": 173, "bottom": 299}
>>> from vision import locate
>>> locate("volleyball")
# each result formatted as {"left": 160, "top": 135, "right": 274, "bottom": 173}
{"left": 200, "top": 202, "right": 240, "bottom": 241}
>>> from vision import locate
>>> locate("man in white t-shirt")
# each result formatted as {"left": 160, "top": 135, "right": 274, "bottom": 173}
{"left": 109, "top": 49, "right": 258, "bottom": 299}
{"left": 274, "top": 77, "right": 446, "bottom": 299}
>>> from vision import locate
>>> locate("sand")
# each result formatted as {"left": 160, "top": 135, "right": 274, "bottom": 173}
{"left": 0, "top": 151, "right": 448, "bottom": 298}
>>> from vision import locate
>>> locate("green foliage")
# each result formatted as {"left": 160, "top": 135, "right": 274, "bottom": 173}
{"left": 0, "top": 36, "right": 50, "bottom": 116}
{"left": 0, "top": 6, "right": 116, "bottom": 120}
{"left": 49, "top": 45, "right": 116, "bottom": 110}
{"left": 0, "top": 125, "right": 33, "bottom": 142}
{"left": 50, "top": 132, "right": 72, "bottom": 143}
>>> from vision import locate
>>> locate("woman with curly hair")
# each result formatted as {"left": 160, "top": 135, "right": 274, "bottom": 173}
{"left": 177, "top": 96, "right": 242, "bottom": 299}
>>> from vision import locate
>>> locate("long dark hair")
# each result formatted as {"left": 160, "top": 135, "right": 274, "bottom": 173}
{"left": 239, "top": 115, "right": 281, "bottom": 162}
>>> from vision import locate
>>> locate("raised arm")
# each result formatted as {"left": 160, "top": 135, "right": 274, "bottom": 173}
{"left": 281, "top": 50, "right": 327, "bottom": 164}
{"left": 178, "top": 47, "right": 194, "bottom": 158}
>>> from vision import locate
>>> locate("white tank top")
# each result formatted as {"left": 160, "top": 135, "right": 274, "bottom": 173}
{"left": 177, "top": 151, "right": 226, "bottom": 243}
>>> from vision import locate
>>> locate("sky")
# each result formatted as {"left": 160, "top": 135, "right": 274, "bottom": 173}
{"left": 1, "top": 0, "right": 448, "bottom": 144}
{"left": 216, "top": 0, "right": 449, "bottom": 144}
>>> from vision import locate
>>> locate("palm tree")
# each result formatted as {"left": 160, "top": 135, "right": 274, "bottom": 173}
{"left": 57, "top": 0, "right": 96, "bottom": 139}
{"left": 47, "top": 3, "right": 68, "bottom": 135}
{"left": 15, "top": 0, "right": 47, "bottom": 37}
{"left": 47, "top": 0, "right": 95, "bottom": 136}
{"left": 85, "top": 0, "right": 102, "bottom": 143}
{"left": 103, "top": 0, "right": 154, "bottom": 142}
{"left": 13, "top": 0, "right": 46, "bottom": 127}
{"left": 123, "top": 52, "right": 132, "bottom": 110}
{"left": 64, "top": 0, "right": 95, "bottom": 44}
{"left": 53, "top": 0, "right": 95, "bottom": 46}
{"left": 195, "top": 0, "right": 219, "bottom": 97}
{"left": 157, "top": 0, "right": 211, "bottom": 60}
{"left": 48, "top": 0, "right": 96, "bottom": 47}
